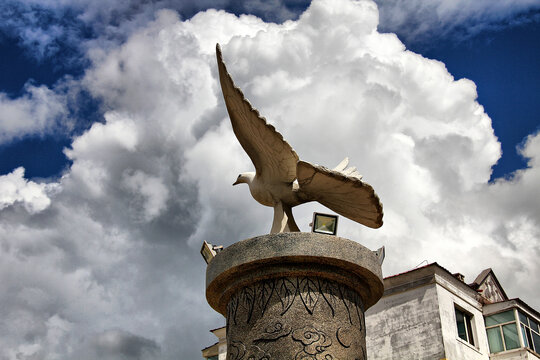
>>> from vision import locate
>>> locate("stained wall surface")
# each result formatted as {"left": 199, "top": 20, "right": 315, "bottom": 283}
{"left": 490, "top": 348, "right": 540, "bottom": 359}
{"left": 435, "top": 274, "right": 490, "bottom": 360}
{"left": 365, "top": 283, "right": 446, "bottom": 360}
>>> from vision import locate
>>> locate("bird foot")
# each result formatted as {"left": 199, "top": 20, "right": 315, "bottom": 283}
{"left": 270, "top": 202, "right": 300, "bottom": 233}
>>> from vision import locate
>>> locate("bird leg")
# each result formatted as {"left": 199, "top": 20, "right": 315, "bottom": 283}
{"left": 271, "top": 202, "right": 287, "bottom": 233}
{"left": 270, "top": 202, "right": 300, "bottom": 233}
{"left": 284, "top": 205, "right": 300, "bottom": 232}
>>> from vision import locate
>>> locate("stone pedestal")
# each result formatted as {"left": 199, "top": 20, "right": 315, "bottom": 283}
{"left": 206, "top": 233, "right": 383, "bottom": 360}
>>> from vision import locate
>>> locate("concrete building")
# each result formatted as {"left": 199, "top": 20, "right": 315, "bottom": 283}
{"left": 366, "top": 263, "right": 540, "bottom": 359}
{"left": 202, "top": 263, "right": 540, "bottom": 359}
{"left": 201, "top": 327, "right": 227, "bottom": 360}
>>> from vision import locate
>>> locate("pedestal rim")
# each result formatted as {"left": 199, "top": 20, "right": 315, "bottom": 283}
{"left": 206, "top": 232, "right": 384, "bottom": 314}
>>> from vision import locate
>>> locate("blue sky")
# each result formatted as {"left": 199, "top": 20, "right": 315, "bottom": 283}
{"left": 0, "top": 0, "right": 539, "bottom": 358}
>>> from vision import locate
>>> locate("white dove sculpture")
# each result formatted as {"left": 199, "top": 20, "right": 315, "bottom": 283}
{"left": 217, "top": 44, "right": 383, "bottom": 234}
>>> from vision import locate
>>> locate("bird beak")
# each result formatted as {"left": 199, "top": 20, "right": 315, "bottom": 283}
{"left": 233, "top": 180, "right": 240, "bottom": 186}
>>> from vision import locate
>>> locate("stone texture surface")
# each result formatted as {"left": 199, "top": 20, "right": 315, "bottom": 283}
{"left": 206, "top": 233, "right": 383, "bottom": 359}
{"left": 226, "top": 276, "right": 366, "bottom": 359}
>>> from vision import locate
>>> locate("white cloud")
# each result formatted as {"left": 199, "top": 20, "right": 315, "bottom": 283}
{"left": 0, "top": 167, "right": 57, "bottom": 213}
{"left": 0, "top": 85, "right": 67, "bottom": 144}
{"left": 0, "top": 0, "right": 539, "bottom": 358}
{"left": 122, "top": 170, "right": 169, "bottom": 221}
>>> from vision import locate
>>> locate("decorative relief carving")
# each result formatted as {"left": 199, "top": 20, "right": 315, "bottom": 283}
{"left": 245, "top": 345, "right": 271, "bottom": 360}
{"left": 352, "top": 291, "right": 365, "bottom": 330}
{"left": 276, "top": 277, "right": 297, "bottom": 315}
{"left": 254, "top": 321, "right": 292, "bottom": 342}
{"left": 337, "top": 283, "right": 364, "bottom": 326}
{"left": 228, "top": 293, "right": 239, "bottom": 327}
{"left": 319, "top": 279, "right": 339, "bottom": 317}
{"left": 256, "top": 280, "right": 275, "bottom": 316}
{"left": 229, "top": 340, "right": 246, "bottom": 360}
{"left": 228, "top": 341, "right": 271, "bottom": 360}
{"left": 226, "top": 276, "right": 367, "bottom": 359}
{"left": 336, "top": 326, "right": 352, "bottom": 348}
{"left": 299, "top": 278, "right": 320, "bottom": 314}
{"left": 227, "top": 276, "right": 363, "bottom": 321}
{"left": 239, "top": 286, "right": 256, "bottom": 323}
{"left": 292, "top": 326, "right": 332, "bottom": 359}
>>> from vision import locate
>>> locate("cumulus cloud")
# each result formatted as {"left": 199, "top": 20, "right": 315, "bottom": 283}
{"left": 0, "top": 167, "right": 57, "bottom": 213}
{"left": 122, "top": 170, "right": 169, "bottom": 222}
{"left": 91, "top": 329, "right": 160, "bottom": 360}
{"left": 2, "top": 0, "right": 535, "bottom": 145}
{"left": 0, "top": 84, "right": 67, "bottom": 143}
{"left": 0, "top": 0, "right": 539, "bottom": 359}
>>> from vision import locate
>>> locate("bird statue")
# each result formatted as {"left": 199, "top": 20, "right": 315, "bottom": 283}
{"left": 217, "top": 44, "right": 383, "bottom": 234}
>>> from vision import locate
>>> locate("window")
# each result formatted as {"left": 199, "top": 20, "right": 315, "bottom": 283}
{"left": 455, "top": 307, "right": 475, "bottom": 346}
{"left": 485, "top": 310, "right": 520, "bottom": 353}
{"left": 519, "top": 311, "right": 540, "bottom": 354}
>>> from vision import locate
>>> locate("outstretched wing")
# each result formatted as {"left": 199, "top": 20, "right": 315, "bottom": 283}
{"left": 216, "top": 44, "right": 298, "bottom": 183}
{"left": 297, "top": 161, "right": 383, "bottom": 229}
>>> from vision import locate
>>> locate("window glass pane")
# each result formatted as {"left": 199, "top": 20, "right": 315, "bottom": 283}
{"left": 503, "top": 323, "right": 520, "bottom": 350}
{"left": 519, "top": 311, "right": 529, "bottom": 325}
{"left": 532, "top": 332, "right": 540, "bottom": 353}
{"left": 526, "top": 328, "right": 534, "bottom": 351}
{"left": 466, "top": 314, "right": 475, "bottom": 346}
{"left": 530, "top": 319, "right": 539, "bottom": 333}
{"left": 486, "top": 311, "right": 515, "bottom": 326}
{"left": 487, "top": 327, "right": 504, "bottom": 353}
{"left": 456, "top": 309, "right": 467, "bottom": 341}
{"left": 522, "top": 324, "right": 529, "bottom": 347}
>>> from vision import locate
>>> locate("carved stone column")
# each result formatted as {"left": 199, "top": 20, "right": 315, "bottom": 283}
{"left": 206, "top": 233, "right": 383, "bottom": 360}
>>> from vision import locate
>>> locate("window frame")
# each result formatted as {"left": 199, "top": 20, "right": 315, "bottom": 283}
{"left": 455, "top": 305, "right": 476, "bottom": 346}
{"left": 485, "top": 309, "right": 523, "bottom": 353}
{"left": 518, "top": 310, "right": 540, "bottom": 355}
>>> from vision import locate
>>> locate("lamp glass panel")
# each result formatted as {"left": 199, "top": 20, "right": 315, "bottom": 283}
{"left": 314, "top": 215, "right": 336, "bottom": 234}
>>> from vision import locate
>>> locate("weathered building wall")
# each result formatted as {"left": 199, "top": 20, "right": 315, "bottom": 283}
{"left": 366, "top": 283, "right": 446, "bottom": 360}
{"left": 218, "top": 343, "right": 226, "bottom": 360}
{"left": 477, "top": 273, "right": 506, "bottom": 303}
{"left": 435, "top": 274, "right": 490, "bottom": 360}
{"left": 490, "top": 348, "right": 540, "bottom": 360}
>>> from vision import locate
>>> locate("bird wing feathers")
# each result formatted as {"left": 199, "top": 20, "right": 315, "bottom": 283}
{"left": 216, "top": 44, "right": 299, "bottom": 183}
{"left": 297, "top": 160, "right": 383, "bottom": 229}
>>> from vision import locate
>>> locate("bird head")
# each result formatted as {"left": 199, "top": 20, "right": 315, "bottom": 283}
{"left": 233, "top": 172, "right": 255, "bottom": 186}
